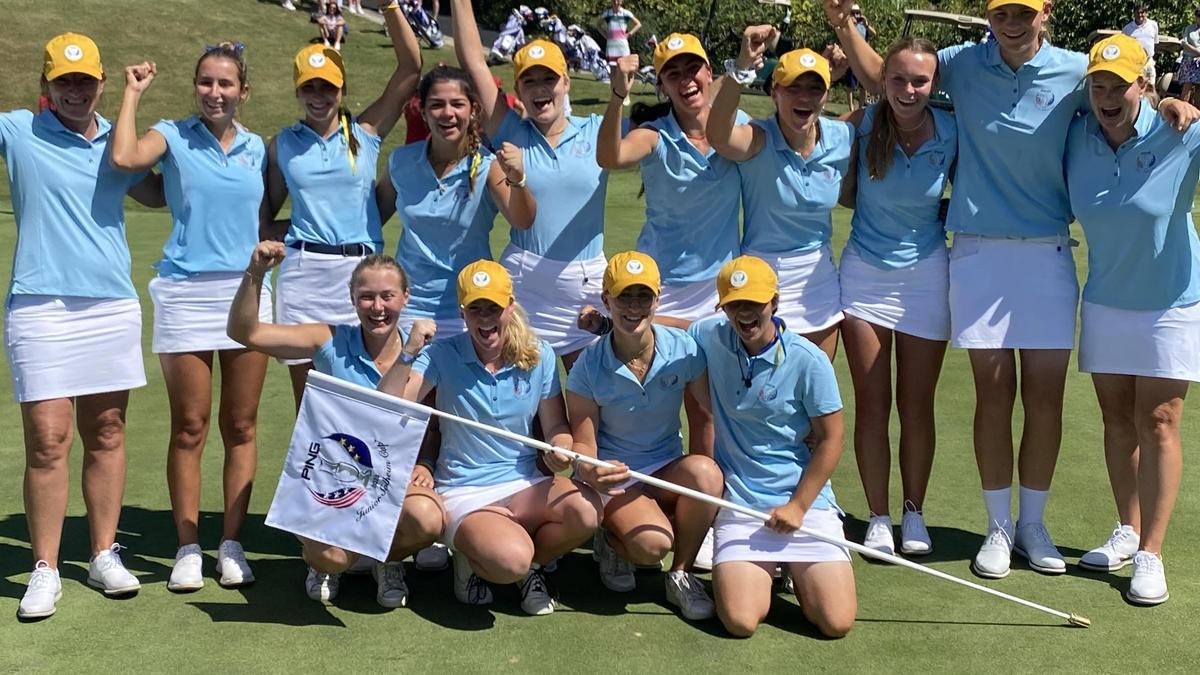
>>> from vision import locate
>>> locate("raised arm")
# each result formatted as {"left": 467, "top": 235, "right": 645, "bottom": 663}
{"left": 376, "top": 160, "right": 398, "bottom": 225}
{"left": 111, "top": 62, "right": 168, "bottom": 171}
{"left": 824, "top": 0, "right": 883, "bottom": 95}
{"left": 227, "top": 241, "right": 335, "bottom": 358}
{"left": 597, "top": 55, "right": 658, "bottom": 170}
{"left": 357, "top": 1, "right": 424, "bottom": 139}
{"left": 451, "top": 0, "right": 506, "bottom": 137}
{"left": 376, "top": 319, "right": 437, "bottom": 398}
{"left": 708, "top": 26, "right": 773, "bottom": 163}
{"left": 488, "top": 142, "right": 536, "bottom": 229}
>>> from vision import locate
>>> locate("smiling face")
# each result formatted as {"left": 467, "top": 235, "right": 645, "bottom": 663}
{"left": 423, "top": 79, "right": 475, "bottom": 144}
{"left": 516, "top": 66, "right": 568, "bottom": 128}
{"left": 1089, "top": 71, "right": 1143, "bottom": 138}
{"left": 195, "top": 56, "right": 247, "bottom": 125}
{"left": 45, "top": 72, "right": 104, "bottom": 126}
{"left": 986, "top": 2, "right": 1049, "bottom": 57}
{"left": 771, "top": 73, "right": 828, "bottom": 135}
{"left": 297, "top": 78, "right": 343, "bottom": 126}
{"left": 722, "top": 298, "right": 779, "bottom": 350}
{"left": 882, "top": 49, "right": 937, "bottom": 123}
{"left": 602, "top": 285, "right": 658, "bottom": 337}
{"left": 351, "top": 268, "right": 408, "bottom": 338}
{"left": 658, "top": 55, "right": 711, "bottom": 115}
{"left": 462, "top": 300, "right": 512, "bottom": 353}
{"left": 1133, "top": 8, "right": 1147, "bottom": 25}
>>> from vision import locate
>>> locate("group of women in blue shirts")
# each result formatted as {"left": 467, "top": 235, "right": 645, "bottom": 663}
{"left": 4, "top": 0, "right": 1198, "bottom": 635}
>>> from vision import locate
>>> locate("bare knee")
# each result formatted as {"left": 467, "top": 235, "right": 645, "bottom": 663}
{"left": 172, "top": 410, "right": 210, "bottom": 452}
{"left": 1136, "top": 404, "right": 1182, "bottom": 443}
{"left": 218, "top": 411, "right": 257, "bottom": 449}
{"left": 472, "top": 544, "right": 533, "bottom": 584}
{"left": 302, "top": 540, "right": 353, "bottom": 574}
{"left": 718, "top": 605, "right": 764, "bottom": 638}
{"left": 678, "top": 456, "right": 724, "bottom": 496}
{"left": 84, "top": 411, "right": 126, "bottom": 453}
{"left": 560, "top": 489, "right": 602, "bottom": 534}
{"left": 807, "top": 609, "right": 855, "bottom": 639}
{"left": 394, "top": 498, "right": 444, "bottom": 550}
{"left": 26, "top": 426, "right": 71, "bottom": 469}
{"left": 623, "top": 531, "right": 673, "bottom": 566}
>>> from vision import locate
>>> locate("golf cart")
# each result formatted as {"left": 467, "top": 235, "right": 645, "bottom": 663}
{"left": 901, "top": 9, "right": 990, "bottom": 110}
{"left": 1087, "top": 29, "right": 1182, "bottom": 99}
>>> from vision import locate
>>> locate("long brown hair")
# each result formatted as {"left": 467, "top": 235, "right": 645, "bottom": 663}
{"left": 419, "top": 65, "right": 484, "bottom": 195}
{"left": 866, "top": 37, "right": 939, "bottom": 180}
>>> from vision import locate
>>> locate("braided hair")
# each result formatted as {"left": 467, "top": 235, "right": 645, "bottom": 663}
{"left": 419, "top": 65, "right": 484, "bottom": 194}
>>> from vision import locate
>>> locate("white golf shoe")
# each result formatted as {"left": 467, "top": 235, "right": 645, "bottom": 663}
{"left": 1079, "top": 524, "right": 1140, "bottom": 572}
{"left": 452, "top": 551, "right": 493, "bottom": 605}
{"left": 594, "top": 528, "right": 636, "bottom": 592}
{"left": 972, "top": 521, "right": 1014, "bottom": 579}
{"left": 373, "top": 561, "right": 409, "bottom": 608}
{"left": 17, "top": 561, "right": 61, "bottom": 620}
{"left": 305, "top": 567, "right": 340, "bottom": 602}
{"left": 518, "top": 566, "right": 556, "bottom": 616}
{"left": 87, "top": 544, "right": 140, "bottom": 595}
{"left": 415, "top": 543, "right": 451, "bottom": 571}
{"left": 1014, "top": 522, "right": 1066, "bottom": 574}
{"left": 216, "top": 540, "right": 254, "bottom": 587}
{"left": 665, "top": 570, "right": 714, "bottom": 620}
{"left": 863, "top": 514, "right": 895, "bottom": 557}
{"left": 1127, "top": 551, "right": 1168, "bottom": 605}
{"left": 168, "top": 544, "right": 204, "bottom": 592}
{"left": 692, "top": 527, "right": 715, "bottom": 572}
{"left": 900, "top": 503, "right": 933, "bottom": 556}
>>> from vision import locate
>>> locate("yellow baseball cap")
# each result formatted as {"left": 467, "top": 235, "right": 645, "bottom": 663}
{"left": 513, "top": 39, "right": 567, "bottom": 80}
{"left": 1086, "top": 34, "right": 1147, "bottom": 84}
{"left": 603, "top": 251, "right": 661, "bottom": 297}
{"left": 772, "top": 49, "right": 830, "bottom": 90}
{"left": 43, "top": 33, "right": 103, "bottom": 81}
{"left": 457, "top": 260, "right": 514, "bottom": 308}
{"left": 654, "top": 33, "right": 709, "bottom": 73}
{"left": 716, "top": 256, "right": 778, "bottom": 307}
{"left": 294, "top": 44, "right": 345, "bottom": 89}
{"left": 986, "top": 1, "right": 1044, "bottom": 12}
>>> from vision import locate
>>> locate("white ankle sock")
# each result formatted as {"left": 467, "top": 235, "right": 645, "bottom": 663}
{"left": 982, "top": 487, "right": 1012, "bottom": 530}
{"left": 1018, "top": 486, "right": 1049, "bottom": 526}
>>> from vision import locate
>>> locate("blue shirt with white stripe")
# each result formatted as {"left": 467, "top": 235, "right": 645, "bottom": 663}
{"left": 312, "top": 323, "right": 410, "bottom": 388}
{"left": 1067, "top": 101, "right": 1200, "bottom": 310}
{"left": 152, "top": 117, "right": 266, "bottom": 278}
{"left": 0, "top": 109, "right": 148, "bottom": 302}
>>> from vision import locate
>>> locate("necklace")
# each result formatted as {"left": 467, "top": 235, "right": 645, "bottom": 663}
{"left": 896, "top": 111, "right": 929, "bottom": 133}
{"left": 617, "top": 337, "right": 655, "bottom": 380}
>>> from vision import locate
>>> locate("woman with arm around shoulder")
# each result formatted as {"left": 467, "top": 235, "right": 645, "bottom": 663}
{"left": 375, "top": 64, "right": 535, "bottom": 337}
{"left": 1066, "top": 36, "right": 1200, "bottom": 606}
{"left": 707, "top": 26, "right": 853, "bottom": 360}
{"left": 835, "top": 38, "right": 955, "bottom": 559}
{"left": 227, "top": 241, "right": 445, "bottom": 608}
{"left": 4, "top": 33, "right": 163, "bottom": 619}
{"left": 110, "top": 43, "right": 271, "bottom": 593}
{"left": 264, "top": 3, "right": 420, "bottom": 408}
{"left": 378, "top": 261, "right": 602, "bottom": 615}
{"left": 451, "top": 0, "right": 612, "bottom": 370}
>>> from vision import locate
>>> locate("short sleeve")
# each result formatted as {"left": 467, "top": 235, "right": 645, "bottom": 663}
{"left": 538, "top": 341, "right": 561, "bottom": 399}
{"left": 0, "top": 110, "right": 30, "bottom": 153}
{"left": 411, "top": 340, "right": 442, "bottom": 386}
{"left": 795, "top": 351, "right": 843, "bottom": 418}
{"left": 734, "top": 109, "right": 752, "bottom": 125}
{"left": 565, "top": 349, "right": 596, "bottom": 399}
{"left": 682, "top": 335, "right": 706, "bottom": 384}
{"left": 936, "top": 43, "right": 971, "bottom": 95}
{"left": 687, "top": 317, "right": 717, "bottom": 358}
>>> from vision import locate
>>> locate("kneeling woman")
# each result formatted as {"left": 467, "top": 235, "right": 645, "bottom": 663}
{"left": 1067, "top": 36, "right": 1200, "bottom": 605}
{"left": 379, "top": 261, "right": 601, "bottom": 615}
{"left": 227, "top": 242, "right": 445, "bottom": 608}
{"left": 690, "top": 256, "right": 855, "bottom": 638}
{"left": 567, "top": 252, "right": 723, "bottom": 620}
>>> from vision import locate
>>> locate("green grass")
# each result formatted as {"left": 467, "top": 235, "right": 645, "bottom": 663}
{"left": 2, "top": 1, "right": 1200, "bottom": 672}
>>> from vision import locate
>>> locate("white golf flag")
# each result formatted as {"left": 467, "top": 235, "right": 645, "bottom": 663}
{"left": 265, "top": 371, "right": 429, "bottom": 561}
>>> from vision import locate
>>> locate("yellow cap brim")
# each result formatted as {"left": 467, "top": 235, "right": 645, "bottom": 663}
{"left": 656, "top": 49, "right": 708, "bottom": 74}
{"left": 459, "top": 290, "right": 512, "bottom": 309}
{"left": 45, "top": 63, "right": 103, "bottom": 81}
{"left": 606, "top": 280, "right": 661, "bottom": 298}
{"left": 295, "top": 71, "right": 344, "bottom": 90}
{"left": 1086, "top": 63, "right": 1141, "bottom": 84}
{"left": 717, "top": 287, "right": 777, "bottom": 308}
{"left": 775, "top": 70, "right": 830, "bottom": 90}
{"left": 986, "top": 0, "right": 1044, "bottom": 12}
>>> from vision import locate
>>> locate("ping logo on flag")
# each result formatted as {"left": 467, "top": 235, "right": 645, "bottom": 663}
{"left": 302, "top": 433, "right": 375, "bottom": 509}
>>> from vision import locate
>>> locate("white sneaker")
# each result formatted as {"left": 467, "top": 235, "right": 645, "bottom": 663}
{"left": 1079, "top": 523, "right": 1140, "bottom": 572}
{"left": 168, "top": 544, "right": 204, "bottom": 592}
{"left": 216, "top": 540, "right": 254, "bottom": 587}
{"left": 972, "top": 521, "right": 1014, "bottom": 579}
{"left": 87, "top": 544, "right": 140, "bottom": 595}
{"left": 665, "top": 570, "right": 714, "bottom": 620}
{"left": 900, "top": 505, "right": 933, "bottom": 556}
{"left": 452, "top": 551, "right": 493, "bottom": 605}
{"left": 415, "top": 543, "right": 450, "bottom": 572}
{"left": 692, "top": 527, "right": 715, "bottom": 572}
{"left": 1127, "top": 551, "right": 1169, "bottom": 605}
{"left": 17, "top": 561, "right": 61, "bottom": 619}
{"left": 863, "top": 514, "right": 895, "bottom": 557}
{"left": 1014, "top": 521, "right": 1066, "bottom": 574}
{"left": 518, "top": 566, "right": 555, "bottom": 615}
{"left": 281, "top": 0, "right": 296, "bottom": 10}
{"left": 594, "top": 528, "right": 636, "bottom": 592}
{"left": 305, "top": 567, "right": 340, "bottom": 602}
{"left": 373, "top": 561, "right": 409, "bottom": 608}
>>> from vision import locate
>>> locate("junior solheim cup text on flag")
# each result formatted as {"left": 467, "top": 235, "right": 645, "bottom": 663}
{"left": 265, "top": 371, "right": 428, "bottom": 561}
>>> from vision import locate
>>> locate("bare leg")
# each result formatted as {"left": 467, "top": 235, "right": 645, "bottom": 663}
{"left": 216, "top": 348, "right": 269, "bottom": 542}
{"left": 801, "top": 324, "right": 840, "bottom": 362}
{"left": 713, "top": 561, "right": 773, "bottom": 637}
{"left": 22, "top": 398, "right": 76, "bottom": 566}
{"left": 787, "top": 560, "right": 856, "bottom": 638}
{"left": 161, "top": 352, "right": 215, "bottom": 547}
{"left": 287, "top": 363, "right": 313, "bottom": 413}
{"left": 76, "top": 390, "right": 131, "bottom": 556}
{"left": 842, "top": 316, "right": 893, "bottom": 516}
{"left": 1132, "top": 377, "right": 1188, "bottom": 554}
{"left": 387, "top": 485, "right": 446, "bottom": 560}
{"left": 968, "top": 349, "right": 1017, "bottom": 490}
{"left": 1092, "top": 374, "right": 1141, "bottom": 530}
{"left": 894, "top": 331, "right": 947, "bottom": 509}
{"left": 1015, "top": 349, "right": 1071, "bottom": 491}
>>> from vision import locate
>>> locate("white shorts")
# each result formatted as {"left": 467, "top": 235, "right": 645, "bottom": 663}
{"left": 275, "top": 249, "right": 364, "bottom": 364}
{"left": 150, "top": 273, "right": 273, "bottom": 353}
{"left": 840, "top": 245, "right": 950, "bottom": 341}
{"left": 713, "top": 506, "right": 850, "bottom": 565}
{"left": 397, "top": 313, "right": 466, "bottom": 338}
{"left": 500, "top": 244, "right": 604, "bottom": 356}
{"left": 656, "top": 278, "right": 720, "bottom": 324}
{"left": 949, "top": 235, "right": 1079, "bottom": 350}
{"left": 599, "top": 456, "right": 677, "bottom": 508}
{"left": 5, "top": 296, "right": 146, "bottom": 403}
{"left": 1080, "top": 300, "right": 1200, "bottom": 382}
{"left": 438, "top": 475, "right": 551, "bottom": 546}
{"left": 744, "top": 246, "right": 843, "bottom": 334}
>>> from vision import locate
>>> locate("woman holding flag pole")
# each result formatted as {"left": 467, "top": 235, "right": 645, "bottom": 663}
{"left": 228, "top": 241, "right": 445, "bottom": 608}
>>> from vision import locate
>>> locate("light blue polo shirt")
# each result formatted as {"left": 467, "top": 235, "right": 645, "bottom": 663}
{"left": 152, "top": 117, "right": 266, "bottom": 278}
{"left": 688, "top": 317, "right": 842, "bottom": 511}
{"left": 849, "top": 105, "right": 956, "bottom": 268}
{"left": 492, "top": 109, "right": 608, "bottom": 261}
{"left": 0, "top": 109, "right": 148, "bottom": 302}
{"left": 1067, "top": 101, "right": 1200, "bottom": 311}
{"left": 312, "top": 324, "right": 410, "bottom": 388}
{"left": 389, "top": 141, "right": 498, "bottom": 320}
{"left": 938, "top": 40, "right": 1087, "bottom": 237}
{"left": 566, "top": 325, "right": 706, "bottom": 467}
{"left": 276, "top": 118, "right": 382, "bottom": 250}
{"left": 414, "top": 332, "right": 561, "bottom": 488}
{"left": 636, "top": 110, "right": 748, "bottom": 284}
{"left": 738, "top": 115, "right": 853, "bottom": 255}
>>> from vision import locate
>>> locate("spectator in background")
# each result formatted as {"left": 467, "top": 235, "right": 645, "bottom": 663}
{"left": 845, "top": 4, "right": 875, "bottom": 111}
{"left": 320, "top": 2, "right": 347, "bottom": 51}
{"left": 1178, "top": 9, "right": 1200, "bottom": 105}
{"left": 348, "top": 0, "right": 364, "bottom": 15}
{"left": 1122, "top": 5, "right": 1158, "bottom": 84}
{"left": 282, "top": 0, "right": 297, "bottom": 11}
{"left": 595, "top": 0, "right": 641, "bottom": 66}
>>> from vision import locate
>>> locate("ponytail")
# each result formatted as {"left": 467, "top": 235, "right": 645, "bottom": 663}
{"left": 501, "top": 303, "right": 542, "bottom": 371}
{"left": 340, "top": 105, "right": 359, "bottom": 174}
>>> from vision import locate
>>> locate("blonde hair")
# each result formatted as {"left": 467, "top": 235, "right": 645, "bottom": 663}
{"left": 867, "top": 37, "right": 939, "bottom": 180}
{"left": 501, "top": 303, "right": 542, "bottom": 371}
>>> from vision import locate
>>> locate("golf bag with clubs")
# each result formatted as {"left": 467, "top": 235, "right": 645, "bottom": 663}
{"left": 402, "top": 0, "right": 444, "bottom": 49}
{"left": 489, "top": 6, "right": 530, "bottom": 63}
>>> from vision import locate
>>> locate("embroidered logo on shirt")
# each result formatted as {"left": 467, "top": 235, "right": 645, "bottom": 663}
{"left": 1136, "top": 151, "right": 1157, "bottom": 172}
{"left": 730, "top": 270, "right": 749, "bottom": 288}
{"left": 513, "top": 378, "right": 532, "bottom": 398}
{"left": 309, "top": 53, "right": 327, "bottom": 68}
{"left": 64, "top": 45, "right": 84, "bottom": 62}
{"left": 928, "top": 150, "right": 947, "bottom": 169}
{"left": 659, "top": 373, "right": 680, "bottom": 388}
{"left": 1032, "top": 87, "right": 1056, "bottom": 111}
{"left": 757, "top": 384, "right": 779, "bottom": 403}
{"left": 571, "top": 139, "right": 593, "bottom": 158}
{"left": 472, "top": 271, "right": 491, "bottom": 287}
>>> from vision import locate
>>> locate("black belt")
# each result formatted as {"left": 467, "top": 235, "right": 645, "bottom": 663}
{"left": 288, "top": 241, "right": 372, "bottom": 256}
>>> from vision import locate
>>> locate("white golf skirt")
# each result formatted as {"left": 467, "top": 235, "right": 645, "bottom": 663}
{"left": 5, "top": 295, "right": 146, "bottom": 403}
{"left": 599, "top": 456, "right": 677, "bottom": 508}
{"left": 150, "top": 273, "right": 273, "bottom": 353}
{"left": 397, "top": 313, "right": 466, "bottom": 338}
{"left": 744, "top": 246, "right": 843, "bottom": 334}
{"left": 438, "top": 475, "right": 551, "bottom": 547}
{"left": 840, "top": 245, "right": 950, "bottom": 341}
{"left": 656, "top": 278, "right": 720, "bottom": 324}
{"left": 1080, "top": 300, "right": 1200, "bottom": 382}
{"left": 500, "top": 244, "right": 604, "bottom": 356}
{"left": 276, "top": 249, "right": 363, "bottom": 364}
{"left": 948, "top": 235, "right": 1079, "bottom": 350}
{"left": 713, "top": 506, "right": 850, "bottom": 565}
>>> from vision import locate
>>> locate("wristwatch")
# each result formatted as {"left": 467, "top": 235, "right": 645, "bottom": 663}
{"left": 724, "top": 58, "right": 756, "bottom": 85}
